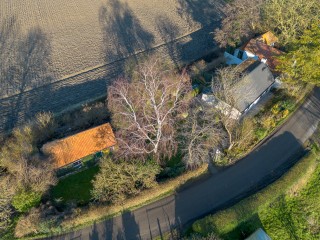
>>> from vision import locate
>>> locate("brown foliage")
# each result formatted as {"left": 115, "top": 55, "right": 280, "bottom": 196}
{"left": 0, "top": 125, "right": 56, "bottom": 194}
{"left": 108, "top": 56, "right": 192, "bottom": 162}
{"left": 214, "top": 0, "right": 264, "bottom": 47}
{"left": 0, "top": 176, "right": 15, "bottom": 233}
{"left": 14, "top": 207, "right": 41, "bottom": 238}
{"left": 91, "top": 157, "right": 160, "bottom": 203}
{"left": 14, "top": 203, "right": 60, "bottom": 238}
{"left": 179, "top": 99, "right": 224, "bottom": 168}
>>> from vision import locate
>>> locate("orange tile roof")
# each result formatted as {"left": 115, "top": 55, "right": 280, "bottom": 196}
{"left": 241, "top": 38, "right": 284, "bottom": 72}
{"left": 261, "top": 31, "right": 279, "bottom": 46}
{"left": 42, "top": 123, "right": 116, "bottom": 168}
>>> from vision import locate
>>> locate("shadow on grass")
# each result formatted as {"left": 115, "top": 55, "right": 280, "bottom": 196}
{"left": 51, "top": 165, "right": 100, "bottom": 207}
{"left": 221, "top": 214, "right": 263, "bottom": 240}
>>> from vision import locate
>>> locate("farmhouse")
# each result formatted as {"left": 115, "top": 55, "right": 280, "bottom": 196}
{"left": 202, "top": 59, "right": 275, "bottom": 119}
{"left": 224, "top": 32, "right": 284, "bottom": 73}
{"left": 42, "top": 123, "right": 116, "bottom": 168}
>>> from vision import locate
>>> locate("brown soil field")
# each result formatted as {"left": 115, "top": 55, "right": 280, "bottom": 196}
{"left": 0, "top": 0, "right": 225, "bottom": 133}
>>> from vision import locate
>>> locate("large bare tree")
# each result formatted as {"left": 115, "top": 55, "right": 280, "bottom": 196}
{"left": 108, "top": 57, "right": 192, "bottom": 162}
{"left": 178, "top": 99, "right": 224, "bottom": 168}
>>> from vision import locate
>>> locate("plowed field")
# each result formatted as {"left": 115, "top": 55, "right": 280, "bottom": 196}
{"left": 0, "top": 0, "right": 224, "bottom": 132}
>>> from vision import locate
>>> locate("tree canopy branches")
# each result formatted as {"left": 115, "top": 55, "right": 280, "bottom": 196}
{"left": 277, "top": 23, "right": 320, "bottom": 85}
{"left": 108, "top": 56, "right": 192, "bottom": 162}
{"left": 214, "top": 0, "right": 320, "bottom": 48}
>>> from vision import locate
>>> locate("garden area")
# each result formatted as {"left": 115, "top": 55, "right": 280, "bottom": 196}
{"left": 217, "top": 88, "right": 299, "bottom": 165}
{"left": 51, "top": 165, "right": 100, "bottom": 206}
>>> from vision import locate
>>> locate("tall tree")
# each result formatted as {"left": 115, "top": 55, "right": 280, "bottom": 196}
{"left": 214, "top": 0, "right": 264, "bottom": 47}
{"left": 211, "top": 66, "right": 244, "bottom": 150}
{"left": 107, "top": 56, "right": 192, "bottom": 162}
{"left": 262, "top": 0, "right": 320, "bottom": 45}
{"left": 178, "top": 99, "right": 223, "bottom": 169}
{"left": 277, "top": 23, "right": 320, "bottom": 85}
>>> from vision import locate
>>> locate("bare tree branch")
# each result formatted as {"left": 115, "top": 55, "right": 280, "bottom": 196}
{"left": 108, "top": 56, "right": 192, "bottom": 162}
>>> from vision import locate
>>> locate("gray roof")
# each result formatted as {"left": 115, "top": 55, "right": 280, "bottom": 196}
{"left": 245, "top": 228, "right": 271, "bottom": 240}
{"left": 232, "top": 59, "right": 275, "bottom": 112}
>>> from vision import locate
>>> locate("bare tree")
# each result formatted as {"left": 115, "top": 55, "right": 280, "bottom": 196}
{"left": 0, "top": 176, "right": 15, "bottom": 233}
{"left": 214, "top": 0, "right": 264, "bottom": 47}
{"left": 108, "top": 56, "right": 192, "bottom": 162}
{"left": 211, "top": 66, "right": 244, "bottom": 150}
{"left": 178, "top": 99, "right": 224, "bottom": 168}
{"left": 0, "top": 126, "right": 56, "bottom": 194}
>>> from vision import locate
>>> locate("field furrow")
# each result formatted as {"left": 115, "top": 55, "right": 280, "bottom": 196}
{"left": 0, "top": 0, "right": 224, "bottom": 133}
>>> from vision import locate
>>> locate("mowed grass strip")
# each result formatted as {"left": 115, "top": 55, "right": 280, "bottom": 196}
{"left": 51, "top": 165, "right": 99, "bottom": 205}
{"left": 190, "top": 148, "right": 320, "bottom": 240}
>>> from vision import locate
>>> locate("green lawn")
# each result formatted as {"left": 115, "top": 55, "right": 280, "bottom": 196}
{"left": 189, "top": 148, "right": 320, "bottom": 240}
{"left": 51, "top": 165, "right": 100, "bottom": 205}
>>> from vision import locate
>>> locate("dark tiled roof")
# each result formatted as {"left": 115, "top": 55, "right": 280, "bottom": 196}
{"left": 232, "top": 59, "right": 275, "bottom": 112}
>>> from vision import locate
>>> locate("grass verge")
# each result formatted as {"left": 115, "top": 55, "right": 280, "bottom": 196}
{"left": 189, "top": 148, "right": 320, "bottom": 239}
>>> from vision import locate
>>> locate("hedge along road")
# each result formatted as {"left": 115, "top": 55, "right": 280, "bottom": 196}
{"left": 48, "top": 88, "right": 320, "bottom": 240}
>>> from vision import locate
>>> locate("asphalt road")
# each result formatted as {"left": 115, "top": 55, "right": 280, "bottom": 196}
{"left": 51, "top": 88, "right": 320, "bottom": 240}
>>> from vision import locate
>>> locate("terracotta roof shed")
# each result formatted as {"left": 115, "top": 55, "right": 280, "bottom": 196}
{"left": 42, "top": 123, "right": 116, "bottom": 168}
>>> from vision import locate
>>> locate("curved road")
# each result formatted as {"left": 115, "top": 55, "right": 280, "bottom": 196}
{"left": 51, "top": 88, "right": 320, "bottom": 240}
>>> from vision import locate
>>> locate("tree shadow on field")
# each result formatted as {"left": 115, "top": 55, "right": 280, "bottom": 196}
{"left": 155, "top": 17, "right": 182, "bottom": 69}
{"left": 176, "top": 0, "right": 225, "bottom": 28}
{"left": 0, "top": 16, "right": 53, "bottom": 130}
{"left": 99, "top": 0, "right": 155, "bottom": 76}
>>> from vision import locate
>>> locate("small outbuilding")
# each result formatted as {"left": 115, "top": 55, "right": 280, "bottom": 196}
{"left": 42, "top": 123, "right": 116, "bottom": 168}
{"left": 245, "top": 228, "right": 271, "bottom": 240}
{"left": 224, "top": 32, "right": 283, "bottom": 73}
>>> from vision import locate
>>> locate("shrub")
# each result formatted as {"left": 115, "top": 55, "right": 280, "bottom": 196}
{"left": 262, "top": 117, "right": 276, "bottom": 129}
{"left": 255, "top": 128, "right": 268, "bottom": 141}
{"left": 185, "top": 232, "right": 221, "bottom": 240}
{"left": 14, "top": 207, "right": 41, "bottom": 238}
{"left": 14, "top": 204, "right": 61, "bottom": 238}
{"left": 33, "top": 111, "right": 57, "bottom": 142}
{"left": 271, "top": 103, "right": 280, "bottom": 115}
{"left": 12, "top": 191, "right": 41, "bottom": 213}
{"left": 282, "top": 109, "right": 290, "bottom": 119}
{"left": 91, "top": 157, "right": 161, "bottom": 203}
